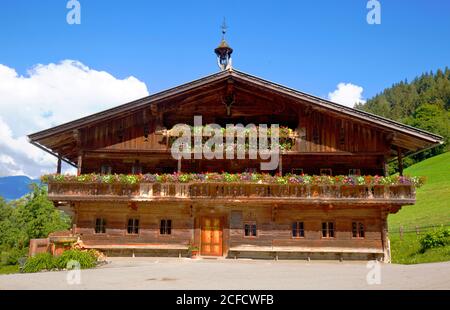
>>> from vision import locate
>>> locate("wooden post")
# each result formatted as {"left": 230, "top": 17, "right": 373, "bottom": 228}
{"left": 399, "top": 225, "right": 404, "bottom": 240}
{"left": 397, "top": 147, "right": 404, "bottom": 176}
{"left": 382, "top": 155, "right": 389, "bottom": 177}
{"left": 279, "top": 153, "right": 283, "bottom": 176}
{"left": 77, "top": 152, "right": 83, "bottom": 176}
{"left": 381, "top": 209, "right": 391, "bottom": 263}
{"left": 56, "top": 157, "right": 62, "bottom": 175}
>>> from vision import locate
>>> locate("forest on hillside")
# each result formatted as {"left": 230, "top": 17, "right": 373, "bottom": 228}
{"left": 356, "top": 67, "right": 450, "bottom": 172}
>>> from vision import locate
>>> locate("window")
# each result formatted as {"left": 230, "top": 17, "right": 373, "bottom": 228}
{"left": 320, "top": 169, "right": 332, "bottom": 176}
{"left": 132, "top": 163, "right": 142, "bottom": 175}
{"left": 291, "top": 168, "right": 304, "bottom": 175}
{"left": 322, "top": 222, "right": 335, "bottom": 238}
{"left": 160, "top": 219, "right": 172, "bottom": 235}
{"left": 292, "top": 222, "right": 305, "bottom": 238}
{"left": 244, "top": 222, "right": 257, "bottom": 237}
{"left": 245, "top": 168, "right": 258, "bottom": 173}
{"left": 95, "top": 218, "right": 106, "bottom": 234}
{"left": 349, "top": 169, "right": 361, "bottom": 176}
{"left": 101, "top": 164, "right": 112, "bottom": 175}
{"left": 352, "top": 222, "right": 365, "bottom": 238}
{"left": 127, "top": 218, "right": 140, "bottom": 235}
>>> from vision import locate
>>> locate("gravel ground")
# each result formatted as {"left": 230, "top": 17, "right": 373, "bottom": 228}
{"left": 0, "top": 257, "right": 449, "bottom": 290}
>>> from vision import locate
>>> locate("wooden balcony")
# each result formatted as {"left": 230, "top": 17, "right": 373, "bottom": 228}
{"left": 47, "top": 182, "right": 416, "bottom": 205}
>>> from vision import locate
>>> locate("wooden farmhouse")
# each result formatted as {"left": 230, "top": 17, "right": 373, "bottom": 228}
{"left": 28, "top": 38, "right": 443, "bottom": 262}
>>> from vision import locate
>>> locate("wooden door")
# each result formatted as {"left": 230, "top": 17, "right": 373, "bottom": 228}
{"left": 201, "top": 217, "right": 223, "bottom": 256}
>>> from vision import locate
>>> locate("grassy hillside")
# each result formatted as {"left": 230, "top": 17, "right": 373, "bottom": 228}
{"left": 389, "top": 152, "right": 450, "bottom": 264}
{"left": 389, "top": 152, "right": 450, "bottom": 230}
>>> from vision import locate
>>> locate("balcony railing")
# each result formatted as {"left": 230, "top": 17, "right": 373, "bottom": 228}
{"left": 47, "top": 182, "right": 416, "bottom": 204}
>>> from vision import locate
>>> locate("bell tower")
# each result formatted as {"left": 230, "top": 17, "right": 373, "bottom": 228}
{"left": 214, "top": 19, "right": 233, "bottom": 71}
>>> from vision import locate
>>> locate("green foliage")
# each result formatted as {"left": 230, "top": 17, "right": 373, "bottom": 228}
{"left": 0, "top": 247, "right": 28, "bottom": 266}
{"left": 21, "top": 250, "right": 98, "bottom": 273}
{"left": 22, "top": 253, "right": 56, "bottom": 273}
{"left": 390, "top": 233, "right": 450, "bottom": 264}
{"left": 15, "top": 185, "right": 71, "bottom": 243}
{"left": 0, "top": 185, "right": 70, "bottom": 266}
{"left": 419, "top": 228, "right": 450, "bottom": 253}
{"left": 356, "top": 67, "right": 450, "bottom": 170}
{"left": 0, "top": 265, "right": 20, "bottom": 275}
{"left": 55, "top": 250, "right": 97, "bottom": 270}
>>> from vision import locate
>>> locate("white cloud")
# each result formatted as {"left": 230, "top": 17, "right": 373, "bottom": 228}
{"left": 328, "top": 83, "right": 366, "bottom": 108}
{"left": 0, "top": 60, "right": 149, "bottom": 178}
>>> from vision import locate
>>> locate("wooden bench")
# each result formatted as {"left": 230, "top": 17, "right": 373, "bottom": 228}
{"left": 83, "top": 244, "right": 190, "bottom": 258}
{"left": 228, "top": 246, "right": 384, "bottom": 260}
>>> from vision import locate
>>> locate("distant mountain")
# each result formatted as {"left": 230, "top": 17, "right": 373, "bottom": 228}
{"left": 0, "top": 176, "right": 40, "bottom": 201}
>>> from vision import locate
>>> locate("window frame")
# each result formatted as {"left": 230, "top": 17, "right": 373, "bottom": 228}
{"left": 321, "top": 221, "right": 335, "bottom": 239}
{"left": 320, "top": 168, "right": 332, "bottom": 176}
{"left": 349, "top": 169, "right": 361, "bottom": 176}
{"left": 244, "top": 221, "right": 257, "bottom": 238}
{"left": 127, "top": 218, "right": 140, "bottom": 235}
{"left": 94, "top": 218, "right": 106, "bottom": 234}
{"left": 352, "top": 221, "right": 365, "bottom": 239}
{"left": 100, "top": 164, "right": 112, "bottom": 175}
{"left": 292, "top": 221, "right": 305, "bottom": 239}
{"left": 291, "top": 168, "right": 304, "bottom": 175}
{"left": 245, "top": 168, "right": 258, "bottom": 173}
{"left": 132, "top": 163, "right": 143, "bottom": 175}
{"left": 159, "top": 219, "right": 172, "bottom": 235}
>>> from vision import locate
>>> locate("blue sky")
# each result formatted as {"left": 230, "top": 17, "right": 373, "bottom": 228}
{"left": 0, "top": 0, "right": 449, "bottom": 177}
{"left": 1, "top": 0, "right": 449, "bottom": 98}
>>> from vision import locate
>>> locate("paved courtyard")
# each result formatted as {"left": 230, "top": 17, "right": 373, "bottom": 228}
{"left": 0, "top": 258, "right": 449, "bottom": 290}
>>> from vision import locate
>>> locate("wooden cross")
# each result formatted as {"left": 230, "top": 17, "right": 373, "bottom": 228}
{"left": 222, "top": 94, "right": 235, "bottom": 116}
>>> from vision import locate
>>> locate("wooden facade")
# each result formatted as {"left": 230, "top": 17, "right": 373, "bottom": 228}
{"left": 29, "top": 69, "right": 443, "bottom": 262}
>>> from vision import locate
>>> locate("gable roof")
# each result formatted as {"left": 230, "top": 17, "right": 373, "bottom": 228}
{"left": 28, "top": 69, "right": 444, "bottom": 165}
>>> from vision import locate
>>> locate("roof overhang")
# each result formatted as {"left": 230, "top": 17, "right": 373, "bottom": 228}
{"left": 28, "top": 69, "right": 444, "bottom": 161}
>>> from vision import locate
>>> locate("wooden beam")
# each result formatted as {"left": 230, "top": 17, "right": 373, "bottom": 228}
{"left": 57, "top": 158, "right": 62, "bottom": 174}
{"left": 397, "top": 146, "right": 404, "bottom": 176}
{"left": 279, "top": 153, "right": 283, "bottom": 176}
{"left": 73, "top": 129, "right": 81, "bottom": 148}
{"left": 383, "top": 162, "right": 389, "bottom": 177}
{"left": 77, "top": 152, "right": 84, "bottom": 176}
{"left": 381, "top": 208, "right": 391, "bottom": 263}
{"left": 28, "top": 141, "right": 77, "bottom": 168}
